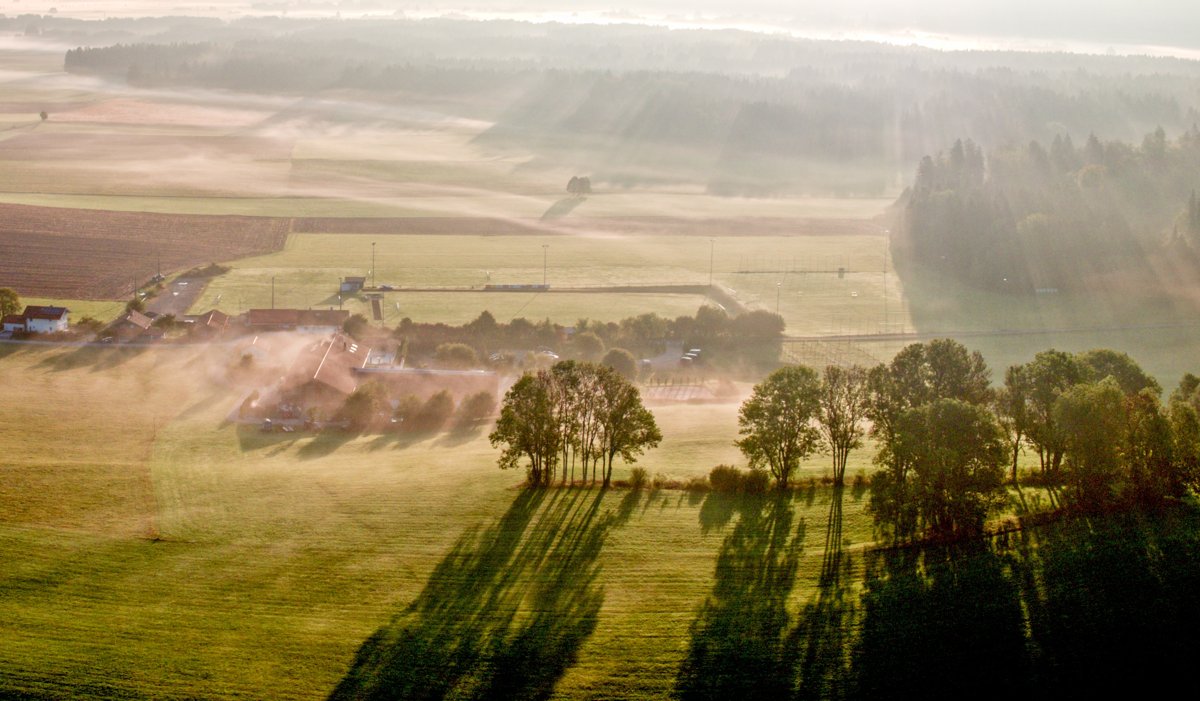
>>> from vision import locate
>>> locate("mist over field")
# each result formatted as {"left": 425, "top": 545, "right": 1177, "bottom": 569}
{"left": 6, "top": 3, "right": 1200, "bottom": 700}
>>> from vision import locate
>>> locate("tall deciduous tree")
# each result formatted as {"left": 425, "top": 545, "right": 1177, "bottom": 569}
{"left": 1053, "top": 377, "right": 1127, "bottom": 511}
{"left": 872, "top": 399, "right": 1006, "bottom": 540}
{"left": 816, "top": 365, "right": 869, "bottom": 486}
{"left": 596, "top": 369, "right": 661, "bottom": 487}
{"left": 1020, "top": 349, "right": 1089, "bottom": 478}
{"left": 736, "top": 365, "right": 821, "bottom": 488}
{"left": 995, "top": 364, "right": 1031, "bottom": 484}
{"left": 0, "top": 287, "right": 19, "bottom": 319}
{"left": 490, "top": 372, "right": 560, "bottom": 486}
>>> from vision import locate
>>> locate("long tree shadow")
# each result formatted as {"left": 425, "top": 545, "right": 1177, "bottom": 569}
{"left": 674, "top": 493, "right": 806, "bottom": 700}
{"left": 850, "top": 539, "right": 1031, "bottom": 700}
{"left": 330, "top": 487, "right": 633, "bottom": 701}
{"left": 792, "top": 488, "right": 856, "bottom": 700}
{"left": 1014, "top": 507, "right": 1200, "bottom": 699}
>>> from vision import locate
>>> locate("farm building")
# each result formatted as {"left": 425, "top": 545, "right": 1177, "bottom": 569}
{"left": 109, "top": 310, "right": 154, "bottom": 341}
{"left": 185, "top": 309, "right": 230, "bottom": 336}
{"left": 246, "top": 309, "right": 350, "bottom": 334}
{"left": 279, "top": 334, "right": 372, "bottom": 410}
{"left": 2, "top": 315, "right": 24, "bottom": 333}
{"left": 339, "top": 276, "right": 367, "bottom": 294}
{"left": 10, "top": 305, "right": 70, "bottom": 333}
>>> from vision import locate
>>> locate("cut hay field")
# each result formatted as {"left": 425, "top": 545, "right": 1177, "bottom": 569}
{"left": 0, "top": 343, "right": 880, "bottom": 699}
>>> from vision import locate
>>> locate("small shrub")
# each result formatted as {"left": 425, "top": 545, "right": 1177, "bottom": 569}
{"left": 457, "top": 391, "right": 496, "bottom": 425}
{"left": 433, "top": 342, "right": 479, "bottom": 369}
{"left": 394, "top": 394, "right": 422, "bottom": 425}
{"left": 416, "top": 390, "right": 456, "bottom": 431}
{"left": 852, "top": 471, "right": 870, "bottom": 489}
{"left": 684, "top": 475, "right": 711, "bottom": 493}
{"left": 743, "top": 469, "right": 770, "bottom": 494}
{"left": 629, "top": 467, "right": 649, "bottom": 490}
{"left": 652, "top": 472, "right": 668, "bottom": 490}
{"left": 709, "top": 464, "right": 744, "bottom": 493}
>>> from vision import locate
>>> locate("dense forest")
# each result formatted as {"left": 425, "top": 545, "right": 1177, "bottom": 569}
{"left": 895, "top": 129, "right": 1200, "bottom": 294}
{"left": 23, "top": 14, "right": 1200, "bottom": 194}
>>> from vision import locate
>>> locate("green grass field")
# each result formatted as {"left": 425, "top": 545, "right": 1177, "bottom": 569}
{"left": 0, "top": 344, "right": 886, "bottom": 698}
{"left": 3, "top": 342, "right": 1173, "bottom": 699}
{"left": 190, "top": 232, "right": 904, "bottom": 335}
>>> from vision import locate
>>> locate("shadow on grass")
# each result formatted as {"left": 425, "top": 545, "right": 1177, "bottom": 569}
{"left": 791, "top": 488, "right": 856, "bottom": 700}
{"left": 1012, "top": 507, "right": 1200, "bottom": 699}
{"left": 674, "top": 492, "right": 806, "bottom": 700}
{"left": 330, "top": 487, "right": 635, "bottom": 700}
{"left": 540, "top": 197, "right": 585, "bottom": 220}
{"left": 849, "top": 505, "right": 1200, "bottom": 700}
{"left": 851, "top": 541, "right": 1030, "bottom": 700}
{"left": 33, "top": 344, "right": 149, "bottom": 373}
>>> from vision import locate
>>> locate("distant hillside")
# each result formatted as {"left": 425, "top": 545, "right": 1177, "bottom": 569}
{"left": 42, "top": 14, "right": 1200, "bottom": 195}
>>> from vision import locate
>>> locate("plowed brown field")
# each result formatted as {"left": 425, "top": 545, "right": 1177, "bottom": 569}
{"left": 0, "top": 203, "right": 290, "bottom": 299}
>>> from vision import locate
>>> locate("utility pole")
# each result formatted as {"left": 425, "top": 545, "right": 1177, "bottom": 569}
{"left": 542, "top": 244, "right": 549, "bottom": 286}
{"left": 271, "top": 276, "right": 275, "bottom": 309}
{"left": 371, "top": 241, "right": 377, "bottom": 288}
{"left": 776, "top": 282, "right": 781, "bottom": 314}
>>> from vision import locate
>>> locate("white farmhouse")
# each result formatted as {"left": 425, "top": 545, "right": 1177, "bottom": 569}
{"left": 6, "top": 305, "right": 70, "bottom": 333}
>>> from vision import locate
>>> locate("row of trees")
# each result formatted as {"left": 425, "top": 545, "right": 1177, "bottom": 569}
{"left": 736, "top": 339, "right": 1198, "bottom": 542}
{"left": 388, "top": 306, "right": 783, "bottom": 374}
{"left": 489, "top": 361, "right": 661, "bottom": 487}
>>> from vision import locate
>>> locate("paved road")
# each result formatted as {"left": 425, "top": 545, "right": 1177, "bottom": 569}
{"left": 146, "top": 277, "right": 210, "bottom": 318}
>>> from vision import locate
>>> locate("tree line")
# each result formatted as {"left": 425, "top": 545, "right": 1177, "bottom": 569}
{"left": 896, "top": 128, "right": 1200, "bottom": 294}
{"left": 489, "top": 361, "right": 661, "bottom": 488}
{"left": 735, "top": 338, "right": 1198, "bottom": 542}
{"left": 382, "top": 306, "right": 783, "bottom": 374}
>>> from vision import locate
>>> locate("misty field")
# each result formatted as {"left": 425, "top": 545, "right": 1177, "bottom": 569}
{"left": 0, "top": 344, "right": 879, "bottom": 699}
{"left": 1, "top": 342, "right": 1181, "bottom": 699}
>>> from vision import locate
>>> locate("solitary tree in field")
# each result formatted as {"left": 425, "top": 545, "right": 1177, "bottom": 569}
{"left": 816, "top": 364, "right": 869, "bottom": 486}
{"left": 737, "top": 365, "right": 822, "bottom": 488}
{"left": 0, "top": 287, "right": 19, "bottom": 319}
